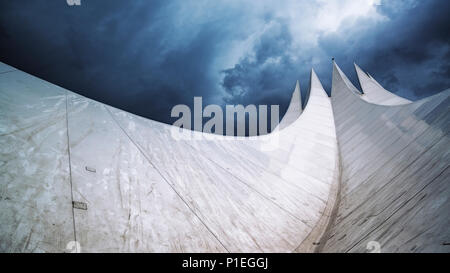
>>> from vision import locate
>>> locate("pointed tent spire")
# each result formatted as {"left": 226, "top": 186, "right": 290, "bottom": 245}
{"left": 332, "top": 60, "right": 362, "bottom": 96}
{"left": 291, "top": 80, "right": 302, "bottom": 111}
{"left": 354, "top": 62, "right": 370, "bottom": 94}
{"left": 310, "top": 68, "right": 327, "bottom": 96}
{"left": 277, "top": 80, "right": 302, "bottom": 130}
{"left": 303, "top": 68, "right": 328, "bottom": 109}
{"left": 354, "top": 63, "right": 411, "bottom": 105}
{"left": 355, "top": 62, "right": 391, "bottom": 91}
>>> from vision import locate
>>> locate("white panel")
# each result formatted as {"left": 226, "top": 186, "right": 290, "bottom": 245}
{"left": 322, "top": 61, "right": 450, "bottom": 253}
{"left": 0, "top": 69, "right": 74, "bottom": 252}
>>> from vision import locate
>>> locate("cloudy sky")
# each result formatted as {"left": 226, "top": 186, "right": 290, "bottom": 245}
{"left": 0, "top": 0, "right": 449, "bottom": 127}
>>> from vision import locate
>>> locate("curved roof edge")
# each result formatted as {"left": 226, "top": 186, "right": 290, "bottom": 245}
{"left": 0, "top": 61, "right": 340, "bottom": 252}
{"left": 276, "top": 80, "right": 302, "bottom": 130}
{"left": 354, "top": 63, "right": 411, "bottom": 105}
{"left": 332, "top": 61, "right": 444, "bottom": 108}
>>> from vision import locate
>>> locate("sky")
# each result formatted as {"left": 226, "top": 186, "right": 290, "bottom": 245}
{"left": 0, "top": 0, "right": 449, "bottom": 129}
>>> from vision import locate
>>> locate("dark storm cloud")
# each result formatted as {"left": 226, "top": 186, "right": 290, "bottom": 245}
{"left": 222, "top": 19, "right": 300, "bottom": 110}
{"left": 222, "top": 0, "right": 450, "bottom": 102}
{"left": 0, "top": 0, "right": 449, "bottom": 128}
{"left": 317, "top": 0, "right": 450, "bottom": 99}
{"left": 0, "top": 0, "right": 239, "bottom": 123}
